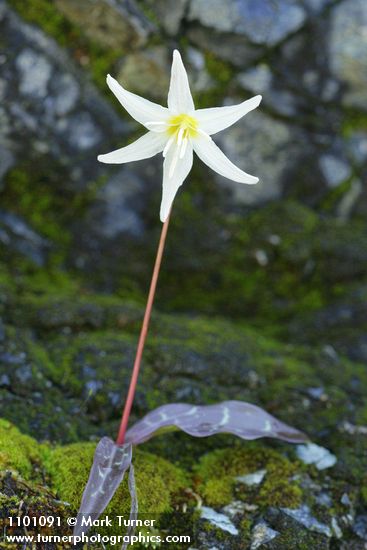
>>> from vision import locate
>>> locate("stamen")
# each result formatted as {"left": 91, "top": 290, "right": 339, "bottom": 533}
{"left": 169, "top": 147, "right": 180, "bottom": 178}
{"left": 180, "top": 137, "right": 188, "bottom": 159}
{"left": 163, "top": 136, "right": 175, "bottom": 158}
{"left": 177, "top": 127, "right": 184, "bottom": 146}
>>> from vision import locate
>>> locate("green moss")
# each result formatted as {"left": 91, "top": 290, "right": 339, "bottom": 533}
{"left": 195, "top": 445, "right": 303, "bottom": 509}
{"left": 1, "top": 167, "right": 69, "bottom": 245}
{"left": 194, "top": 53, "right": 235, "bottom": 109}
{"left": 26, "top": 338, "right": 61, "bottom": 383}
{"left": 136, "top": 0, "right": 161, "bottom": 26}
{"left": 45, "top": 442, "right": 188, "bottom": 519}
{"left": 205, "top": 53, "right": 234, "bottom": 86}
{"left": 159, "top": 199, "right": 367, "bottom": 326}
{"left": 1, "top": 167, "right": 106, "bottom": 251}
{"left": 0, "top": 419, "right": 41, "bottom": 479}
{"left": 342, "top": 108, "right": 367, "bottom": 136}
{"left": 9, "top": 0, "right": 73, "bottom": 47}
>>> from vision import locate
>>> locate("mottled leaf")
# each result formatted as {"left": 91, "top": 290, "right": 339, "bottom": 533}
{"left": 75, "top": 401, "right": 306, "bottom": 540}
{"left": 125, "top": 401, "right": 307, "bottom": 445}
{"left": 74, "top": 437, "right": 132, "bottom": 537}
{"left": 122, "top": 464, "right": 138, "bottom": 550}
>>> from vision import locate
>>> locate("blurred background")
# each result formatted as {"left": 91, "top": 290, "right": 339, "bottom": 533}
{"left": 1, "top": 0, "right": 367, "bottom": 317}
{"left": 0, "top": 0, "right": 367, "bottom": 545}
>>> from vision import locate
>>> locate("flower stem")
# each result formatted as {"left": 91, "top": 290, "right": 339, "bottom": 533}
{"left": 116, "top": 214, "right": 171, "bottom": 445}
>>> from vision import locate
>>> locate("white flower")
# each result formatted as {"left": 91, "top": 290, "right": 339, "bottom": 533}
{"left": 98, "top": 50, "right": 262, "bottom": 222}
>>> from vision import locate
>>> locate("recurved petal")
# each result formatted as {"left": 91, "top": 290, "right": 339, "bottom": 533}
{"left": 98, "top": 131, "right": 167, "bottom": 164}
{"left": 194, "top": 137, "right": 258, "bottom": 184}
{"left": 107, "top": 74, "right": 169, "bottom": 128}
{"left": 160, "top": 142, "right": 193, "bottom": 222}
{"left": 195, "top": 95, "right": 262, "bottom": 136}
{"left": 167, "top": 50, "right": 195, "bottom": 114}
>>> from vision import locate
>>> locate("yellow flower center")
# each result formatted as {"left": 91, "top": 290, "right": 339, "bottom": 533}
{"left": 167, "top": 114, "right": 198, "bottom": 140}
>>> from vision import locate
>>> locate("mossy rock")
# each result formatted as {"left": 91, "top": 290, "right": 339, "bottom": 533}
{"left": 45, "top": 442, "right": 188, "bottom": 520}
{"left": 0, "top": 419, "right": 190, "bottom": 546}
{"left": 195, "top": 445, "right": 303, "bottom": 509}
{"left": 0, "top": 471, "right": 73, "bottom": 548}
{"left": 0, "top": 419, "right": 42, "bottom": 479}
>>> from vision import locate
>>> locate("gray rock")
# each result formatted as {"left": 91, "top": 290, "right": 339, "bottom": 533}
{"left": 117, "top": 46, "right": 170, "bottom": 101}
{"left": 237, "top": 65, "right": 272, "bottom": 95}
{"left": 187, "top": 25, "right": 262, "bottom": 67}
{"left": 340, "top": 493, "right": 352, "bottom": 507}
{"left": 340, "top": 421, "right": 367, "bottom": 436}
{"left": 315, "top": 492, "right": 332, "bottom": 507}
{"left": 0, "top": 352, "right": 25, "bottom": 365}
{"left": 306, "top": 387, "right": 328, "bottom": 401}
{"left": 296, "top": 443, "right": 337, "bottom": 470}
{"left": 320, "top": 78, "right": 340, "bottom": 102}
{"left": 301, "top": 70, "right": 340, "bottom": 103}
{"left": 15, "top": 364, "right": 33, "bottom": 383}
{"left": 0, "top": 76, "right": 7, "bottom": 101}
{"left": 59, "top": 111, "right": 103, "bottom": 151}
{"left": 331, "top": 517, "right": 343, "bottom": 539}
{"left": 236, "top": 468, "right": 266, "bottom": 486}
{"left": 0, "top": 209, "right": 50, "bottom": 266}
{"left": 0, "top": 0, "right": 6, "bottom": 21}
{"left": 143, "top": 0, "right": 188, "bottom": 35}
{"left": 91, "top": 168, "right": 145, "bottom": 238}
{"left": 16, "top": 48, "right": 52, "bottom": 99}
{"left": 282, "top": 504, "right": 332, "bottom": 537}
{"left": 349, "top": 333, "right": 367, "bottom": 363}
{"left": 188, "top": 0, "right": 306, "bottom": 46}
{"left": 300, "top": 0, "right": 333, "bottom": 13}
{"left": 0, "top": 319, "right": 4, "bottom": 342}
{"left": 353, "top": 515, "right": 367, "bottom": 541}
{"left": 0, "top": 144, "right": 14, "bottom": 184}
{"left": 222, "top": 500, "right": 247, "bottom": 518}
{"left": 200, "top": 506, "right": 238, "bottom": 535}
{"left": 215, "top": 110, "right": 297, "bottom": 205}
{"left": 85, "top": 379, "right": 104, "bottom": 395}
{"left": 0, "top": 374, "right": 10, "bottom": 386}
{"left": 251, "top": 521, "right": 279, "bottom": 549}
{"left": 240, "top": 53, "right": 302, "bottom": 116}
{"left": 336, "top": 179, "right": 363, "bottom": 220}
{"left": 54, "top": 0, "right": 152, "bottom": 50}
{"left": 268, "top": 90, "right": 298, "bottom": 117}
{"left": 48, "top": 72, "right": 80, "bottom": 116}
{"left": 329, "top": 0, "right": 367, "bottom": 109}
{"left": 1, "top": 4, "right": 128, "bottom": 190}
{"left": 319, "top": 154, "right": 351, "bottom": 188}
{"left": 346, "top": 131, "right": 367, "bottom": 165}
{"left": 186, "top": 47, "right": 215, "bottom": 93}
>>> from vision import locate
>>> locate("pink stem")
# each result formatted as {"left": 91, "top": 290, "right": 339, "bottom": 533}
{"left": 116, "top": 214, "right": 171, "bottom": 445}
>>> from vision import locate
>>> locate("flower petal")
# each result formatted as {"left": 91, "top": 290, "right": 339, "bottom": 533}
{"left": 194, "top": 137, "right": 258, "bottom": 184}
{"left": 167, "top": 50, "right": 195, "bottom": 114}
{"left": 160, "top": 142, "right": 193, "bottom": 222}
{"left": 195, "top": 95, "right": 262, "bottom": 136}
{"left": 98, "top": 131, "right": 167, "bottom": 164}
{"left": 106, "top": 74, "right": 169, "bottom": 128}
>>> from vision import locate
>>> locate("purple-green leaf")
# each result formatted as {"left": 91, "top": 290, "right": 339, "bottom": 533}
{"left": 74, "top": 401, "right": 306, "bottom": 540}
{"left": 125, "top": 401, "right": 307, "bottom": 445}
{"left": 122, "top": 464, "right": 138, "bottom": 550}
{"left": 73, "top": 437, "right": 132, "bottom": 538}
